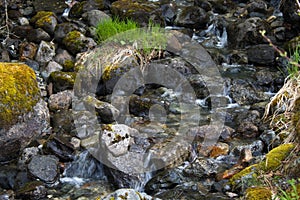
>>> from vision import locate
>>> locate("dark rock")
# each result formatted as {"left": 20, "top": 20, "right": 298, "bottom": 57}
{"left": 28, "top": 155, "right": 59, "bottom": 183}
{"left": 16, "top": 181, "right": 46, "bottom": 200}
{"left": 161, "top": 3, "right": 177, "bottom": 25}
{"left": 27, "top": 28, "right": 52, "bottom": 43}
{"left": 44, "top": 136, "right": 75, "bottom": 161}
{"left": 282, "top": 0, "right": 300, "bottom": 36}
{"left": 0, "top": 165, "right": 18, "bottom": 189}
{"left": 247, "top": 44, "right": 275, "bottom": 65}
{"left": 175, "top": 6, "right": 209, "bottom": 29}
{"left": 227, "top": 17, "right": 271, "bottom": 48}
{"left": 32, "top": 0, "right": 68, "bottom": 14}
{"left": 41, "top": 61, "right": 63, "bottom": 80}
{"left": 69, "top": 0, "right": 105, "bottom": 18}
{"left": 51, "top": 109, "right": 75, "bottom": 135}
{"left": 19, "top": 42, "right": 37, "bottom": 61}
{"left": 237, "top": 121, "right": 259, "bottom": 138}
{"left": 12, "top": 25, "right": 33, "bottom": 38}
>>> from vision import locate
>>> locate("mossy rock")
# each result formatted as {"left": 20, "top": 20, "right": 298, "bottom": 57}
{"left": 0, "top": 62, "right": 40, "bottom": 128}
{"left": 69, "top": 0, "right": 105, "bottom": 18}
{"left": 30, "top": 11, "right": 57, "bottom": 34}
{"left": 111, "top": 0, "right": 163, "bottom": 26}
{"left": 63, "top": 60, "right": 75, "bottom": 72}
{"left": 62, "top": 30, "right": 88, "bottom": 55}
{"left": 245, "top": 187, "right": 272, "bottom": 200}
{"left": 259, "top": 143, "right": 295, "bottom": 171}
{"left": 49, "top": 71, "right": 76, "bottom": 93}
{"left": 230, "top": 164, "right": 259, "bottom": 190}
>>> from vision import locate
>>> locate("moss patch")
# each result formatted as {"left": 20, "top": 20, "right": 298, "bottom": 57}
{"left": 230, "top": 164, "right": 259, "bottom": 187}
{"left": 0, "top": 63, "right": 40, "bottom": 127}
{"left": 62, "top": 30, "right": 87, "bottom": 55}
{"left": 30, "top": 11, "right": 55, "bottom": 28}
{"left": 245, "top": 187, "right": 272, "bottom": 200}
{"left": 259, "top": 143, "right": 295, "bottom": 171}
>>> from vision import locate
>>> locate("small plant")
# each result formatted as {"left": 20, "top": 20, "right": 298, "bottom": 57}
{"left": 96, "top": 17, "right": 138, "bottom": 43}
{"left": 287, "top": 45, "right": 300, "bottom": 78}
{"left": 276, "top": 179, "right": 300, "bottom": 200}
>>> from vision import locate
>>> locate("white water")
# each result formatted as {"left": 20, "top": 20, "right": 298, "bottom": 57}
{"left": 192, "top": 14, "right": 228, "bottom": 48}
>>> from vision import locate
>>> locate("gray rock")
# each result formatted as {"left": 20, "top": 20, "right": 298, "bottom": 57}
{"left": 54, "top": 49, "right": 74, "bottom": 67}
{"left": 28, "top": 155, "right": 59, "bottom": 183}
{"left": 48, "top": 90, "right": 73, "bottom": 111}
{"left": 82, "top": 10, "right": 111, "bottom": 27}
{"left": 35, "top": 41, "right": 56, "bottom": 65}
{"left": 101, "top": 124, "right": 136, "bottom": 157}
{"left": 0, "top": 99, "right": 50, "bottom": 163}
{"left": 54, "top": 23, "right": 80, "bottom": 43}
{"left": 103, "top": 188, "right": 159, "bottom": 200}
{"left": 27, "top": 28, "right": 51, "bottom": 43}
{"left": 42, "top": 60, "right": 63, "bottom": 80}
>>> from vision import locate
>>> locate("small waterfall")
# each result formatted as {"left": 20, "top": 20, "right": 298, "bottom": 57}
{"left": 61, "top": 150, "right": 107, "bottom": 186}
{"left": 192, "top": 14, "right": 228, "bottom": 48}
{"left": 131, "top": 153, "right": 155, "bottom": 192}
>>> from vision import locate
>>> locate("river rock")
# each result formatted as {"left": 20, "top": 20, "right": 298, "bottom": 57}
{"left": 103, "top": 188, "right": 159, "bottom": 200}
{"left": 83, "top": 96, "right": 120, "bottom": 124}
{"left": 54, "top": 48, "right": 74, "bottom": 68}
{"left": 48, "top": 71, "right": 76, "bottom": 93}
{"left": 54, "top": 23, "right": 80, "bottom": 43}
{"left": 19, "top": 41, "right": 37, "bottom": 61}
{"left": 111, "top": 0, "right": 163, "bottom": 26}
{"left": 247, "top": 44, "right": 275, "bottom": 65}
{"left": 62, "top": 30, "right": 96, "bottom": 55}
{"left": 27, "top": 28, "right": 52, "bottom": 43}
{"left": 227, "top": 17, "right": 271, "bottom": 48}
{"left": 28, "top": 155, "right": 59, "bottom": 183}
{"left": 101, "top": 124, "right": 136, "bottom": 157}
{"left": 35, "top": 41, "right": 56, "bottom": 65}
{"left": 51, "top": 109, "right": 75, "bottom": 135}
{"left": 32, "top": 0, "right": 67, "bottom": 14}
{"left": 42, "top": 60, "right": 63, "bottom": 80}
{"left": 82, "top": 10, "right": 111, "bottom": 27}
{"left": 49, "top": 90, "right": 73, "bottom": 111}
{"left": 30, "top": 11, "right": 58, "bottom": 35}
{"left": 175, "top": 6, "right": 209, "bottom": 29}
{"left": 0, "top": 63, "right": 49, "bottom": 163}
{"left": 69, "top": 0, "right": 105, "bottom": 18}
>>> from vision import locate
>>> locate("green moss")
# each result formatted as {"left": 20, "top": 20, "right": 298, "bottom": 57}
{"left": 230, "top": 164, "right": 259, "bottom": 187}
{"left": 102, "top": 65, "right": 122, "bottom": 81}
{"left": 69, "top": 1, "right": 85, "bottom": 18}
{"left": 30, "top": 11, "right": 55, "bottom": 28}
{"left": 49, "top": 71, "right": 76, "bottom": 92}
{"left": 259, "top": 143, "right": 295, "bottom": 171}
{"left": 63, "top": 60, "right": 75, "bottom": 72}
{"left": 0, "top": 63, "right": 40, "bottom": 128}
{"left": 245, "top": 187, "right": 272, "bottom": 200}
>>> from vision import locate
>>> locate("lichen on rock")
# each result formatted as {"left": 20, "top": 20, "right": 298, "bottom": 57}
{"left": 245, "top": 187, "right": 272, "bottom": 200}
{"left": 0, "top": 62, "right": 40, "bottom": 127}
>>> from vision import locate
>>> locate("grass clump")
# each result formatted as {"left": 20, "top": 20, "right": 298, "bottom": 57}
{"left": 276, "top": 179, "right": 300, "bottom": 200}
{"left": 96, "top": 18, "right": 138, "bottom": 43}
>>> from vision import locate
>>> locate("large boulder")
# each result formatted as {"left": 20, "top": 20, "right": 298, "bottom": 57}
{"left": 0, "top": 63, "right": 50, "bottom": 162}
